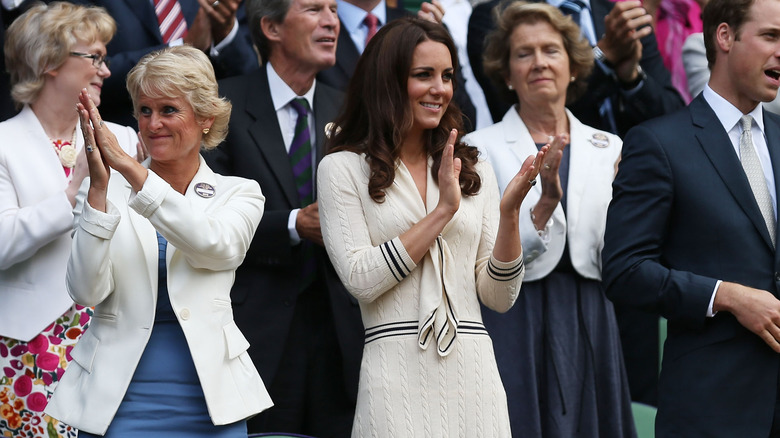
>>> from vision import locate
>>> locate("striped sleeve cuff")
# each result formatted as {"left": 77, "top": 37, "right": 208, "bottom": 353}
{"left": 379, "top": 237, "right": 415, "bottom": 282}
{"left": 487, "top": 253, "right": 524, "bottom": 282}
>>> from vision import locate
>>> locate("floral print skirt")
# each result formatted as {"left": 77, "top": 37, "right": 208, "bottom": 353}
{"left": 0, "top": 304, "right": 92, "bottom": 438}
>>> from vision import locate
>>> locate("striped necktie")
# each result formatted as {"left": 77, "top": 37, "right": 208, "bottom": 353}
{"left": 290, "top": 98, "right": 316, "bottom": 289}
{"left": 289, "top": 98, "right": 313, "bottom": 207}
{"left": 559, "top": 0, "right": 585, "bottom": 28}
{"left": 154, "top": 0, "right": 188, "bottom": 43}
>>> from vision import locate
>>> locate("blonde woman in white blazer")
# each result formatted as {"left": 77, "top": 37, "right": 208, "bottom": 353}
{"left": 45, "top": 46, "right": 272, "bottom": 437}
{"left": 0, "top": 4, "right": 139, "bottom": 437}
{"left": 462, "top": 3, "right": 635, "bottom": 438}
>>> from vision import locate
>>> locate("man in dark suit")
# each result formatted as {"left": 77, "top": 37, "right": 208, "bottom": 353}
{"left": 203, "top": 0, "right": 361, "bottom": 436}
{"left": 602, "top": 0, "right": 780, "bottom": 435}
{"left": 468, "top": 0, "right": 683, "bottom": 137}
{"left": 77, "top": 0, "right": 257, "bottom": 127}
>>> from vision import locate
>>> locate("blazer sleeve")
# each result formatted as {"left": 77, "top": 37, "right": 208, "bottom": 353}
{"left": 601, "top": 124, "right": 717, "bottom": 329}
{"left": 318, "top": 153, "right": 417, "bottom": 303}
{"left": 129, "top": 170, "right": 265, "bottom": 271}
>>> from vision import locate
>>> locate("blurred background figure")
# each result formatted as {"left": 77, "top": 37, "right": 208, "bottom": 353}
{"left": 0, "top": 3, "right": 138, "bottom": 437}
{"left": 45, "top": 46, "right": 271, "bottom": 437}
{"left": 319, "top": 17, "right": 540, "bottom": 437}
{"left": 204, "top": 0, "right": 363, "bottom": 435}
{"left": 645, "top": 0, "right": 706, "bottom": 103}
{"left": 72, "top": 0, "right": 259, "bottom": 127}
{"left": 463, "top": 2, "right": 634, "bottom": 436}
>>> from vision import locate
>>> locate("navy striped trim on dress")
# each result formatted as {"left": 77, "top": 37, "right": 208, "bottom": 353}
{"left": 380, "top": 240, "right": 411, "bottom": 282}
{"left": 487, "top": 258, "right": 524, "bottom": 282}
{"left": 365, "top": 320, "right": 490, "bottom": 344}
{"left": 458, "top": 320, "right": 489, "bottom": 336}
{"left": 365, "top": 321, "right": 418, "bottom": 344}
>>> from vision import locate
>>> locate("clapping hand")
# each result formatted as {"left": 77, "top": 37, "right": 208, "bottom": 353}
{"left": 500, "top": 145, "right": 547, "bottom": 214}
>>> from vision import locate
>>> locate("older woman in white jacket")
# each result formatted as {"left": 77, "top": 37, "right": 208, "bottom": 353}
{"left": 463, "top": 3, "right": 634, "bottom": 438}
{"left": 45, "top": 46, "right": 271, "bottom": 437}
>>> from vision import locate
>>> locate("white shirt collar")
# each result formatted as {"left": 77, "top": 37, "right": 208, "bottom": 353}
{"left": 267, "top": 62, "right": 316, "bottom": 112}
{"left": 703, "top": 84, "right": 765, "bottom": 135}
{"left": 337, "top": 0, "right": 386, "bottom": 36}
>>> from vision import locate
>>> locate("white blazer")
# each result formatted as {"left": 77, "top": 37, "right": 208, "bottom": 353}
{"left": 0, "top": 105, "right": 136, "bottom": 341}
{"left": 45, "top": 157, "right": 273, "bottom": 434}
{"left": 464, "top": 107, "right": 621, "bottom": 281}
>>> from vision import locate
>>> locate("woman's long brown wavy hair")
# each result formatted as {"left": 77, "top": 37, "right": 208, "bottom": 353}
{"left": 326, "top": 17, "right": 481, "bottom": 203}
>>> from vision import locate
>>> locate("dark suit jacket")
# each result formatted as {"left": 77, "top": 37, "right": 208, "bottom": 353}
{"left": 203, "top": 68, "right": 363, "bottom": 402}
{"left": 467, "top": 0, "right": 684, "bottom": 137}
{"left": 318, "top": 4, "right": 477, "bottom": 131}
{"left": 77, "top": 0, "right": 258, "bottom": 127}
{"left": 602, "top": 94, "right": 780, "bottom": 437}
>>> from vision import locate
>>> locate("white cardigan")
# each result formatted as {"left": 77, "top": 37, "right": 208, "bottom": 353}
{"left": 45, "top": 157, "right": 273, "bottom": 434}
{"left": 0, "top": 105, "right": 136, "bottom": 341}
{"left": 464, "top": 107, "right": 622, "bottom": 281}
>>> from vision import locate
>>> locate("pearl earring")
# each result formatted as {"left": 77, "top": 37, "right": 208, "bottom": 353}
{"left": 570, "top": 76, "right": 576, "bottom": 82}
{"left": 202, "top": 128, "right": 210, "bottom": 135}
{"left": 507, "top": 84, "right": 514, "bottom": 90}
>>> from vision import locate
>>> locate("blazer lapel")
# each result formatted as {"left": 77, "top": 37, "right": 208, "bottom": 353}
{"left": 125, "top": 176, "right": 159, "bottom": 298}
{"left": 565, "top": 110, "right": 596, "bottom": 228}
{"left": 692, "top": 96, "right": 775, "bottom": 249}
{"left": 245, "top": 69, "right": 299, "bottom": 207}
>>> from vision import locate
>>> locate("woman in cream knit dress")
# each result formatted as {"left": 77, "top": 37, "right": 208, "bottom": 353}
{"left": 317, "top": 18, "right": 545, "bottom": 437}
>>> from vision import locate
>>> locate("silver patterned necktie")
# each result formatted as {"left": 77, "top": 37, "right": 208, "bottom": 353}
{"left": 739, "top": 114, "right": 776, "bottom": 247}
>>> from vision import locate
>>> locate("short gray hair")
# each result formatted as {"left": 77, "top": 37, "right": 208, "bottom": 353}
{"left": 126, "top": 46, "right": 231, "bottom": 150}
{"left": 246, "top": 0, "right": 294, "bottom": 62}
{"left": 4, "top": 1, "right": 116, "bottom": 106}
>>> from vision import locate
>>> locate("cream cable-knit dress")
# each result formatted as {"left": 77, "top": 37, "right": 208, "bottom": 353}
{"left": 318, "top": 151, "right": 525, "bottom": 438}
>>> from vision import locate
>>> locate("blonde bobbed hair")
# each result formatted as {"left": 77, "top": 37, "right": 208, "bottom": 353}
{"left": 126, "top": 46, "right": 231, "bottom": 151}
{"left": 4, "top": 1, "right": 116, "bottom": 107}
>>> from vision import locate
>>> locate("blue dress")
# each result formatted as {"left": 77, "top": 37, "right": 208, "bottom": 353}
{"left": 79, "top": 233, "right": 247, "bottom": 438}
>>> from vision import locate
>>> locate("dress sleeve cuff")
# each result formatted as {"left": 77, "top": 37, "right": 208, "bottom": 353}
{"left": 380, "top": 237, "right": 416, "bottom": 282}
{"left": 488, "top": 252, "right": 525, "bottom": 282}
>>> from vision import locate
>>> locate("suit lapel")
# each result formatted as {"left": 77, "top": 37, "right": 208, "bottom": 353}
{"left": 692, "top": 96, "right": 776, "bottom": 249}
{"left": 333, "top": 21, "right": 361, "bottom": 86}
{"left": 245, "top": 69, "right": 299, "bottom": 206}
{"left": 123, "top": 0, "right": 164, "bottom": 43}
{"left": 589, "top": 0, "right": 609, "bottom": 43}
{"left": 764, "top": 112, "right": 780, "bottom": 249}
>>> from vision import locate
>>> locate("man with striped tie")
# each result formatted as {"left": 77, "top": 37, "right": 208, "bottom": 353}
{"left": 77, "top": 0, "right": 258, "bottom": 127}
{"left": 203, "top": 0, "right": 361, "bottom": 436}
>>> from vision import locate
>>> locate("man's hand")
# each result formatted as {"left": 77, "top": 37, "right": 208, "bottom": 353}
{"left": 714, "top": 281, "right": 780, "bottom": 353}
{"left": 598, "top": 0, "right": 653, "bottom": 67}
{"left": 198, "top": 0, "right": 240, "bottom": 44}
{"left": 184, "top": 7, "right": 212, "bottom": 51}
{"left": 296, "top": 202, "right": 324, "bottom": 246}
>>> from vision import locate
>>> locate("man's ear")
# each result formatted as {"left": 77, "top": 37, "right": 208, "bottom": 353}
{"left": 261, "top": 16, "right": 283, "bottom": 43}
{"left": 716, "top": 22, "right": 735, "bottom": 53}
